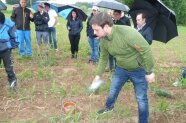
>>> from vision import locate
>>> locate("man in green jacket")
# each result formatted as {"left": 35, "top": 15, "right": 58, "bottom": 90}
{"left": 90, "top": 12, "right": 155, "bottom": 123}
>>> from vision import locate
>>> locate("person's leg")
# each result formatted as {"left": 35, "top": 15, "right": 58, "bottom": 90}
{"left": 43, "top": 32, "right": 49, "bottom": 56}
{"left": 48, "top": 27, "right": 53, "bottom": 48}
{"left": 51, "top": 27, "right": 58, "bottom": 49}
{"left": 98, "top": 66, "right": 129, "bottom": 114}
{"left": 24, "top": 30, "right": 32, "bottom": 56}
{"left": 36, "top": 31, "right": 42, "bottom": 54}
{"left": 129, "top": 69, "right": 149, "bottom": 123}
{"left": 93, "top": 38, "right": 100, "bottom": 62}
{"left": 88, "top": 37, "right": 94, "bottom": 61}
{"left": 74, "top": 34, "right": 80, "bottom": 58}
{"left": 17, "top": 30, "right": 25, "bottom": 56}
{"left": 68, "top": 34, "right": 75, "bottom": 58}
{"left": 2, "top": 50, "right": 17, "bottom": 88}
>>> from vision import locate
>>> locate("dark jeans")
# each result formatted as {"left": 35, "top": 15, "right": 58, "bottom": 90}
{"left": 105, "top": 66, "right": 149, "bottom": 123}
{"left": 48, "top": 27, "right": 57, "bottom": 49}
{"left": 68, "top": 34, "right": 80, "bottom": 55}
{"left": 0, "top": 50, "right": 17, "bottom": 85}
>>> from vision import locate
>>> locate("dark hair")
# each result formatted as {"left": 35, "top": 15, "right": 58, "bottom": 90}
{"left": 44, "top": 3, "right": 50, "bottom": 8}
{"left": 0, "top": 11, "right": 5, "bottom": 24}
{"left": 137, "top": 12, "right": 147, "bottom": 19}
{"left": 90, "top": 12, "right": 113, "bottom": 28}
{"left": 70, "top": 9, "right": 78, "bottom": 20}
{"left": 113, "top": 10, "right": 121, "bottom": 14}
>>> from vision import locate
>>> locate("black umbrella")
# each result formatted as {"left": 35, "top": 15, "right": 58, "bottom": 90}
{"left": 58, "top": 5, "right": 88, "bottom": 21}
{"left": 0, "top": 0, "right": 7, "bottom": 10}
{"left": 129, "top": 0, "right": 178, "bottom": 43}
{"left": 94, "top": 0, "right": 130, "bottom": 12}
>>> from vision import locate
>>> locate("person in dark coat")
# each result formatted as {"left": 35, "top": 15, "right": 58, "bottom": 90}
{"left": 11, "top": 0, "right": 34, "bottom": 57}
{"left": 67, "top": 9, "right": 83, "bottom": 59}
{"left": 33, "top": 3, "right": 49, "bottom": 56}
{"left": 86, "top": 6, "right": 100, "bottom": 63}
{"left": 0, "top": 11, "right": 19, "bottom": 90}
{"left": 136, "top": 12, "right": 153, "bottom": 45}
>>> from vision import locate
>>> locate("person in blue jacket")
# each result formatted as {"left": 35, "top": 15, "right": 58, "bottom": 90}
{"left": 67, "top": 9, "right": 83, "bottom": 59}
{"left": 0, "top": 11, "right": 18, "bottom": 90}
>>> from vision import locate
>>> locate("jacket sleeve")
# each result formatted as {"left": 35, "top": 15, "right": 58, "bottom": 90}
{"left": 86, "top": 17, "right": 90, "bottom": 36}
{"left": 42, "top": 13, "right": 50, "bottom": 24}
{"left": 126, "top": 18, "right": 131, "bottom": 26}
{"left": 10, "top": 10, "right": 16, "bottom": 22}
{"left": 8, "top": 24, "right": 19, "bottom": 49}
{"left": 144, "top": 27, "right": 153, "bottom": 45}
{"left": 127, "top": 30, "right": 154, "bottom": 73}
{"left": 66, "top": 20, "right": 70, "bottom": 29}
{"left": 78, "top": 20, "right": 83, "bottom": 33}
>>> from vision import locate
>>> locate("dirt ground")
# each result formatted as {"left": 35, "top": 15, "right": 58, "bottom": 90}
{"left": 0, "top": 49, "right": 186, "bottom": 123}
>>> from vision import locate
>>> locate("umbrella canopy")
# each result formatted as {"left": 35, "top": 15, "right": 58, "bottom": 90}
{"left": 58, "top": 5, "right": 87, "bottom": 21}
{"left": 0, "top": 0, "right": 7, "bottom": 10}
{"left": 129, "top": 0, "right": 178, "bottom": 43}
{"left": 94, "top": 0, "right": 130, "bottom": 12}
{"left": 32, "top": 1, "right": 63, "bottom": 12}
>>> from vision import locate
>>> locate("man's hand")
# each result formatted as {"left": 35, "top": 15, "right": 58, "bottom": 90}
{"left": 145, "top": 72, "right": 155, "bottom": 84}
{"left": 92, "top": 75, "right": 101, "bottom": 83}
{"left": 30, "top": 12, "right": 33, "bottom": 18}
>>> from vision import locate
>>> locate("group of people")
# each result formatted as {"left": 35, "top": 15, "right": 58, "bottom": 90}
{"left": 0, "top": 0, "right": 155, "bottom": 122}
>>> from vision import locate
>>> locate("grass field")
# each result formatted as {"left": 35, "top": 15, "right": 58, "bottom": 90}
{"left": 0, "top": 5, "right": 186, "bottom": 123}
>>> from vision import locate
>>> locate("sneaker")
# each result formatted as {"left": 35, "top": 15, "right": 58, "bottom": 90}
{"left": 97, "top": 107, "right": 113, "bottom": 115}
{"left": 55, "top": 49, "right": 59, "bottom": 52}
{"left": 88, "top": 59, "right": 93, "bottom": 63}
{"left": 9, "top": 79, "right": 17, "bottom": 91}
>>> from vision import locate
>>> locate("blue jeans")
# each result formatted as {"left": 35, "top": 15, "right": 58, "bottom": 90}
{"left": 48, "top": 27, "right": 57, "bottom": 49}
{"left": 109, "top": 54, "right": 116, "bottom": 70}
{"left": 88, "top": 37, "right": 99, "bottom": 62}
{"left": 17, "top": 30, "right": 32, "bottom": 56}
{"left": 105, "top": 66, "right": 149, "bottom": 123}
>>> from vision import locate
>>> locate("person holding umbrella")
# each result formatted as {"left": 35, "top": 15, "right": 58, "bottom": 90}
{"left": 87, "top": 6, "right": 100, "bottom": 64}
{"left": 33, "top": 3, "right": 49, "bottom": 57}
{"left": 136, "top": 12, "right": 153, "bottom": 45}
{"left": 67, "top": 9, "right": 83, "bottom": 59}
{"left": 89, "top": 12, "right": 155, "bottom": 123}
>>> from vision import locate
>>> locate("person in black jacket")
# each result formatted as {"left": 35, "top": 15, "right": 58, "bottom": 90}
{"left": 86, "top": 6, "right": 100, "bottom": 64}
{"left": 67, "top": 9, "right": 83, "bottom": 59}
{"left": 136, "top": 12, "right": 153, "bottom": 45}
{"left": 113, "top": 10, "right": 131, "bottom": 26}
{"left": 11, "top": 0, "right": 34, "bottom": 57}
{"left": 33, "top": 3, "right": 49, "bottom": 57}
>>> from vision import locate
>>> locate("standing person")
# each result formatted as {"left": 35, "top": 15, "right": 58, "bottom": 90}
{"left": 11, "top": 0, "right": 33, "bottom": 57}
{"left": 44, "top": 3, "right": 58, "bottom": 51}
{"left": 86, "top": 6, "right": 99, "bottom": 64}
{"left": 33, "top": 3, "right": 49, "bottom": 56}
{"left": 136, "top": 12, "right": 153, "bottom": 45}
{"left": 113, "top": 10, "right": 131, "bottom": 26}
{"left": 0, "top": 12, "right": 19, "bottom": 90}
{"left": 67, "top": 10, "right": 83, "bottom": 59}
{"left": 90, "top": 12, "right": 155, "bottom": 123}
{"left": 108, "top": 10, "right": 131, "bottom": 71}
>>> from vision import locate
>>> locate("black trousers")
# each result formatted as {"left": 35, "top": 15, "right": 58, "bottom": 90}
{"left": 0, "top": 50, "right": 16, "bottom": 84}
{"left": 68, "top": 34, "right": 80, "bottom": 55}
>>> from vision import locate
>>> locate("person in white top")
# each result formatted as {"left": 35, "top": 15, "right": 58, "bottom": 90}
{"left": 44, "top": 3, "right": 58, "bottom": 51}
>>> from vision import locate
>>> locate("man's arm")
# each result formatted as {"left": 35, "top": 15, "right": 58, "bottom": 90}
{"left": 10, "top": 10, "right": 16, "bottom": 22}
